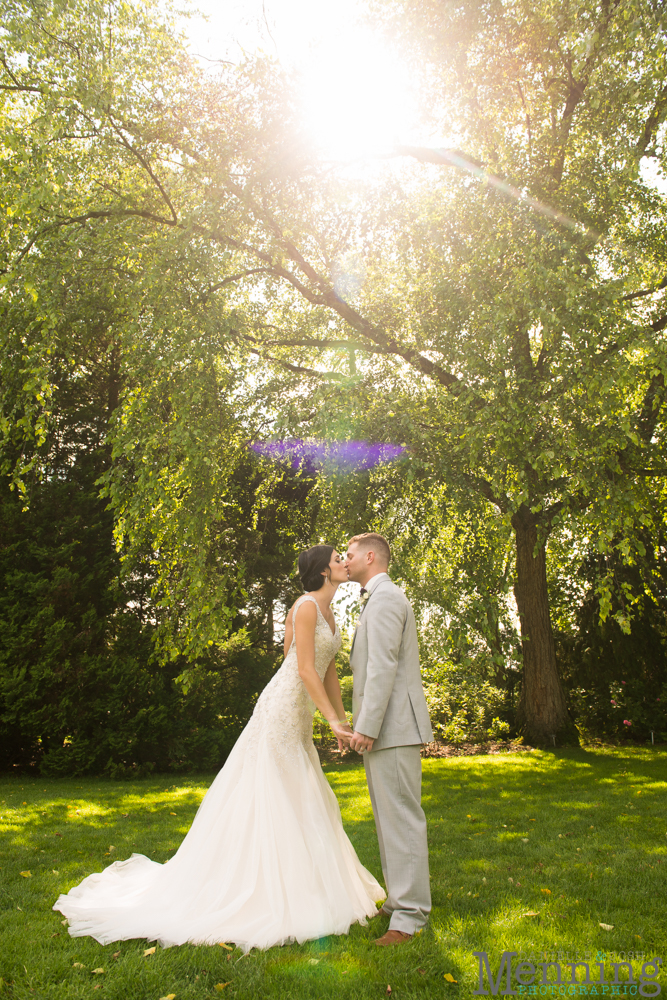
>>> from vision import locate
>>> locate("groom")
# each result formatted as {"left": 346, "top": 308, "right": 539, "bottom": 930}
{"left": 345, "top": 533, "right": 433, "bottom": 947}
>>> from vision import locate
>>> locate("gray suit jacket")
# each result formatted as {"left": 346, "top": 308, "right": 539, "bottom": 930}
{"left": 350, "top": 577, "right": 433, "bottom": 752}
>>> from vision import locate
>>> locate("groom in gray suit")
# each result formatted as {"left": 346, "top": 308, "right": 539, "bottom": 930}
{"left": 345, "top": 532, "right": 433, "bottom": 946}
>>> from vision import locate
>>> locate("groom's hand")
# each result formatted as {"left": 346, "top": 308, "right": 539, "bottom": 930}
{"left": 349, "top": 731, "right": 375, "bottom": 754}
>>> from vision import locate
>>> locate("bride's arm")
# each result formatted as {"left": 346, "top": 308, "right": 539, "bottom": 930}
{"left": 294, "top": 603, "right": 352, "bottom": 743}
{"left": 283, "top": 602, "right": 296, "bottom": 658}
{"left": 323, "top": 660, "right": 350, "bottom": 751}
{"left": 323, "top": 660, "right": 346, "bottom": 722}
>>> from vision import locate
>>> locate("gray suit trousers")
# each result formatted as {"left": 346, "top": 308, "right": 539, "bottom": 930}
{"left": 364, "top": 744, "right": 431, "bottom": 934}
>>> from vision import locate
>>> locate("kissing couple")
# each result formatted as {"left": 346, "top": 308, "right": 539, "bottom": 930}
{"left": 55, "top": 533, "right": 434, "bottom": 951}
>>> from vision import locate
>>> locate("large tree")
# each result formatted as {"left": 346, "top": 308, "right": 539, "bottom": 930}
{"left": 2, "top": 0, "right": 667, "bottom": 743}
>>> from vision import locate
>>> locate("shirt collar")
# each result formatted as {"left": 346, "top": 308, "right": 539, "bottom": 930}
{"left": 363, "top": 572, "right": 389, "bottom": 595}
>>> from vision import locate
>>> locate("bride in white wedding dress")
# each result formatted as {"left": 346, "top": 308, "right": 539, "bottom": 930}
{"left": 54, "top": 545, "right": 385, "bottom": 951}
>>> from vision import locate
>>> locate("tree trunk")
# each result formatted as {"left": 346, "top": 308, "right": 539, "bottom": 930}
{"left": 512, "top": 506, "right": 576, "bottom": 746}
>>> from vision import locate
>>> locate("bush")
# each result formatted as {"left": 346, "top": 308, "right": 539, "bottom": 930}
{"left": 0, "top": 471, "right": 278, "bottom": 776}
{"left": 555, "top": 549, "right": 667, "bottom": 743}
{"left": 422, "top": 659, "right": 508, "bottom": 744}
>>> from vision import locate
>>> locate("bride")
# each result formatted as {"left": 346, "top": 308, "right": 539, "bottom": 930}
{"left": 53, "top": 545, "right": 385, "bottom": 951}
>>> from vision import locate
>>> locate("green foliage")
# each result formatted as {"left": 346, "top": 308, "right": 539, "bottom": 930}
{"left": 0, "top": 305, "right": 306, "bottom": 775}
{"left": 2, "top": 0, "right": 667, "bottom": 749}
{"left": 555, "top": 546, "right": 667, "bottom": 742}
{"left": 422, "top": 660, "right": 508, "bottom": 744}
{"left": 0, "top": 421, "right": 281, "bottom": 776}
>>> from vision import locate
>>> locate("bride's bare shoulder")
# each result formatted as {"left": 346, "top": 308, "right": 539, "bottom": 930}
{"left": 285, "top": 595, "right": 316, "bottom": 623}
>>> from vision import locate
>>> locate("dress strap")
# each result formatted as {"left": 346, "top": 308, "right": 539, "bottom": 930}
{"left": 290, "top": 594, "right": 320, "bottom": 648}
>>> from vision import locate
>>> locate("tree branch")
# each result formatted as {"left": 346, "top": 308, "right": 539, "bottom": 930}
{"left": 459, "top": 472, "right": 509, "bottom": 513}
{"left": 197, "top": 269, "right": 271, "bottom": 303}
{"left": 0, "top": 83, "right": 43, "bottom": 93}
{"left": 550, "top": 0, "right": 622, "bottom": 185}
{"left": 636, "top": 371, "right": 665, "bottom": 443}
{"left": 207, "top": 185, "right": 465, "bottom": 391}
{"left": 636, "top": 81, "right": 667, "bottom": 159}
{"left": 247, "top": 347, "right": 329, "bottom": 378}
{"left": 108, "top": 121, "right": 179, "bottom": 224}
{"left": 622, "top": 276, "right": 667, "bottom": 302}
{"left": 245, "top": 335, "right": 384, "bottom": 353}
{"left": 0, "top": 54, "right": 43, "bottom": 93}
{"left": 6, "top": 208, "right": 179, "bottom": 271}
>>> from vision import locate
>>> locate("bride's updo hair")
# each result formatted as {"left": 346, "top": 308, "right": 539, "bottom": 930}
{"left": 298, "top": 545, "right": 334, "bottom": 592}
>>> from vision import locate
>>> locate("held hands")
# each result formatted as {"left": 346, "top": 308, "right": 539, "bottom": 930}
{"left": 330, "top": 720, "right": 353, "bottom": 752}
{"left": 348, "top": 731, "right": 375, "bottom": 754}
{"left": 327, "top": 721, "right": 375, "bottom": 754}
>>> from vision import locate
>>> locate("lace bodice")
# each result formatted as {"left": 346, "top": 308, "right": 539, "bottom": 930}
{"left": 243, "top": 595, "right": 341, "bottom": 764}
{"left": 286, "top": 594, "right": 341, "bottom": 675}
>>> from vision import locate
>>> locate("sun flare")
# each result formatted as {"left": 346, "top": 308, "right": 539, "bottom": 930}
{"left": 188, "top": 0, "right": 420, "bottom": 162}
{"left": 297, "top": 27, "right": 418, "bottom": 161}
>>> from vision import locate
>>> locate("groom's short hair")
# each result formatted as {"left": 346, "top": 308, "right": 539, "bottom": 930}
{"left": 348, "top": 532, "right": 391, "bottom": 567}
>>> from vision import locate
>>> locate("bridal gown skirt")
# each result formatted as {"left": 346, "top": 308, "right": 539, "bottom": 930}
{"left": 53, "top": 729, "right": 383, "bottom": 951}
{"left": 54, "top": 599, "right": 384, "bottom": 951}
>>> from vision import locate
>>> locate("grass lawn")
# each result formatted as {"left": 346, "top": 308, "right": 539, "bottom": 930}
{"left": 0, "top": 746, "right": 665, "bottom": 999}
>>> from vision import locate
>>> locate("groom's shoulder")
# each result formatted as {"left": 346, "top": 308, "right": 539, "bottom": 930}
{"left": 377, "top": 577, "right": 410, "bottom": 604}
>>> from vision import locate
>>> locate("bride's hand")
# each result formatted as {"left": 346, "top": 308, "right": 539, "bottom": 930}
{"left": 330, "top": 720, "right": 353, "bottom": 746}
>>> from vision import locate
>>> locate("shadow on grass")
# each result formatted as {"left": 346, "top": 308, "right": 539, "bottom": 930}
{"left": 0, "top": 748, "right": 665, "bottom": 999}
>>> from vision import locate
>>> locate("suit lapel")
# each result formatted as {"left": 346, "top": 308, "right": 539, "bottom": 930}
{"left": 350, "top": 578, "right": 390, "bottom": 654}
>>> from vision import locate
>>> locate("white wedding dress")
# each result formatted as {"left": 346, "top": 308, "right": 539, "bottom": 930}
{"left": 53, "top": 594, "right": 384, "bottom": 951}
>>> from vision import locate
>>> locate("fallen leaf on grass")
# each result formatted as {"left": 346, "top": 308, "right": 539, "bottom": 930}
{"left": 214, "top": 984, "right": 230, "bottom": 992}
{"left": 19, "top": 871, "right": 31, "bottom": 877}
{"left": 54, "top": 832, "right": 62, "bottom": 837}
{"left": 158, "top": 995, "right": 176, "bottom": 999}
{"left": 444, "top": 973, "right": 458, "bottom": 983}
{"left": 418, "top": 968, "right": 426, "bottom": 975}
{"left": 51, "top": 932, "right": 60, "bottom": 938}
{"left": 218, "top": 942, "right": 233, "bottom": 950}
{"left": 170, "top": 812, "right": 177, "bottom": 816}
{"left": 144, "top": 947, "right": 156, "bottom": 956}
{"left": 122, "top": 813, "right": 129, "bottom": 818}
{"left": 72, "top": 963, "right": 85, "bottom": 969}
{"left": 91, "top": 968, "right": 105, "bottom": 974}
{"left": 308, "top": 958, "right": 320, "bottom": 965}
{"left": 521, "top": 838, "right": 529, "bottom": 843}
{"left": 61, "top": 919, "right": 68, "bottom": 926}
{"left": 112, "top": 951, "right": 120, "bottom": 959}
{"left": 52, "top": 869, "right": 59, "bottom": 875}
{"left": 599, "top": 923, "right": 614, "bottom": 931}
{"left": 541, "top": 888, "right": 552, "bottom": 894}
{"left": 521, "top": 912, "right": 540, "bottom": 918}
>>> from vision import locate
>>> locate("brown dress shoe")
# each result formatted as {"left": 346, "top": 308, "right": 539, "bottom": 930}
{"left": 374, "top": 929, "right": 413, "bottom": 946}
